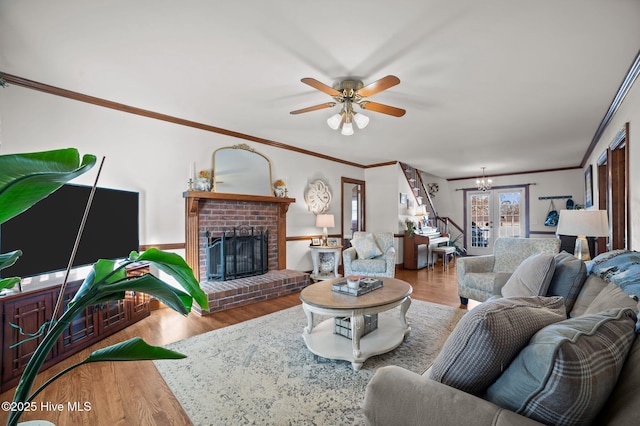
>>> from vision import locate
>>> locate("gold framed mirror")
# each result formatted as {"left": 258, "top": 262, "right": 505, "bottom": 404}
{"left": 341, "top": 177, "right": 366, "bottom": 245}
{"left": 212, "top": 144, "right": 274, "bottom": 196}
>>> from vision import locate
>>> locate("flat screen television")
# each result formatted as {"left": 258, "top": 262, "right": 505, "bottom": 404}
{"left": 0, "top": 184, "right": 139, "bottom": 278}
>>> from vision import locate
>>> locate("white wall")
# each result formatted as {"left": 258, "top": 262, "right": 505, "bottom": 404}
{"left": 363, "top": 164, "right": 398, "bottom": 233}
{"left": 420, "top": 172, "right": 453, "bottom": 220}
{"left": 435, "top": 168, "right": 584, "bottom": 237}
{"left": 0, "top": 85, "right": 365, "bottom": 272}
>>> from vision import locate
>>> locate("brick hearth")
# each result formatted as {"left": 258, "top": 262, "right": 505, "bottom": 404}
{"left": 194, "top": 270, "right": 310, "bottom": 315}
{"left": 184, "top": 192, "right": 305, "bottom": 313}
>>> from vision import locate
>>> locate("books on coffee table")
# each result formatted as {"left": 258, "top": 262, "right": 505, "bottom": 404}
{"left": 331, "top": 277, "right": 383, "bottom": 296}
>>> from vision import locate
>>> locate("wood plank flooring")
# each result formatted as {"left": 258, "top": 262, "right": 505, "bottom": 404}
{"left": 0, "top": 263, "right": 472, "bottom": 425}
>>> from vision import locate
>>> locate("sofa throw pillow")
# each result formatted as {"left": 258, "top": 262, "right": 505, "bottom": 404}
{"left": 428, "top": 296, "right": 566, "bottom": 395}
{"left": 546, "top": 252, "right": 587, "bottom": 313}
{"left": 350, "top": 233, "right": 382, "bottom": 259}
{"left": 583, "top": 282, "right": 639, "bottom": 316}
{"left": 595, "top": 336, "right": 640, "bottom": 425}
{"left": 485, "top": 308, "right": 638, "bottom": 426}
{"left": 570, "top": 274, "right": 608, "bottom": 317}
{"left": 501, "top": 253, "right": 556, "bottom": 298}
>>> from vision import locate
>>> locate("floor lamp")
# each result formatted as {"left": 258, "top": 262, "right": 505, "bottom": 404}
{"left": 556, "top": 210, "right": 609, "bottom": 261}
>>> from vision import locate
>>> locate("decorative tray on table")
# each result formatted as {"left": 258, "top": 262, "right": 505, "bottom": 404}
{"left": 331, "top": 278, "right": 383, "bottom": 296}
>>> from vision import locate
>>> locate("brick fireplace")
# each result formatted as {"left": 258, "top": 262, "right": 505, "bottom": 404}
{"left": 183, "top": 191, "right": 309, "bottom": 314}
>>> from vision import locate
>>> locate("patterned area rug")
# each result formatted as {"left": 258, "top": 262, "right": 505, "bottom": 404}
{"left": 154, "top": 300, "right": 465, "bottom": 425}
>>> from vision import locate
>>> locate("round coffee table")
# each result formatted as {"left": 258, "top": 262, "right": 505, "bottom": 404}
{"left": 299, "top": 277, "right": 412, "bottom": 371}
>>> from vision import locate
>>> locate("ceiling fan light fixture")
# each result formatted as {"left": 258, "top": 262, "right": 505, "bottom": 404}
{"left": 293, "top": 75, "right": 404, "bottom": 136}
{"left": 341, "top": 121, "right": 354, "bottom": 136}
{"left": 353, "top": 112, "right": 369, "bottom": 129}
{"left": 326, "top": 113, "right": 342, "bottom": 130}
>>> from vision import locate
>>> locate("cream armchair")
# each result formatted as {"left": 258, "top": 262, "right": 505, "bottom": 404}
{"left": 457, "top": 237, "right": 560, "bottom": 305}
{"left": 343, "top": 232, "right": 396, "bottom": 278}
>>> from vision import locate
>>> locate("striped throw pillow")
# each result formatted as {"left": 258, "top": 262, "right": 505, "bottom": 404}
{"left": 428, "top": 296, "right": 566, "bottom": 395}
{"left": 486, "top": 308, "right": 637, "bottom": 426}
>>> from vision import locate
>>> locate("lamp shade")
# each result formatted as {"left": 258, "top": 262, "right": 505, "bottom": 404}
{"left": 353, "top": 112, "right": 370, "bottom": 129}
{"left": 326, "top": 113, "right": 342, "bottom": 130}
{"left": 341, "top": 122, "right": 354, "bottom": 136}
{"left": 556, "top": 210, "right": 609, "bottom": 237}
{"left": 315, "top": 214, "right": 335, "bottom": 228}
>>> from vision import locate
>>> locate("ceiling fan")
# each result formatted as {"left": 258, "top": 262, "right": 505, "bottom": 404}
{"left": 290, "top": 75, "right": 406, "bottom": 135}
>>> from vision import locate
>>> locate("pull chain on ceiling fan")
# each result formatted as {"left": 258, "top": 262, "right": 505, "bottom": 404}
{"left": 290, "top": 75, "right": 406, "bottom": 136}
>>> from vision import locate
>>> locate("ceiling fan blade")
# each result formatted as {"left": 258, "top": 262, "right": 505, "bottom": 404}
{"left": 359, "top": 101, "right": 406, "bottom": 117}
{"left": 300, "top": 78, "right": 341, "bottom": 96}
{"left": 358, "top": 75, "right": 401, "bottom": 97}
{"left": 290, "top": 102, "right": 336, "bottom": 115}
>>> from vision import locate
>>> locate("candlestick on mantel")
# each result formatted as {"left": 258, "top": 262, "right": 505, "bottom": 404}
{"left": 187, "top": 162, "right": 196, "bottom": 191}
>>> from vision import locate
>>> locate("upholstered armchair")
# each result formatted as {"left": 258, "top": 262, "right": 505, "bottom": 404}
{"left": 343, "top": 232, "right": 396, "bottom": 278}
{"left": 457, "top": 237, "right": 561, "bottom": 305}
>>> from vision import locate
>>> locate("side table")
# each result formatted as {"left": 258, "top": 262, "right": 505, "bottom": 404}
{"left": 310, "top": 245, "right": 342, "bottom": 281}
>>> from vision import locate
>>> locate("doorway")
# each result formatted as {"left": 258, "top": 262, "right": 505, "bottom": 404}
{"left": 465, "top": 187, "right": 527, "bottom": 255}
{"left": 598, "top": 123, "right": 629, "bottom": 251}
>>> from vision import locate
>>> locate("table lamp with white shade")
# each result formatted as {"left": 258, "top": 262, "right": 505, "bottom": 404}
{"left": 556, "top": 210, "right": 609, "bottom": 261}
{"left": 316, "top": 214, "right": 335, "bottom": 246}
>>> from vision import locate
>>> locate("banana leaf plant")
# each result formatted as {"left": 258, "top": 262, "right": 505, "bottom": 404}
{"left": 0, "top": 149, "right": 208, "bottom": 426}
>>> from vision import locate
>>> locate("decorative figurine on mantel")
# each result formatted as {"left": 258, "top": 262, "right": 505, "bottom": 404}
{"left": 273, "top": 179, "right": 287, "bottom": 197}
{"left": 196, "top": 170, "right": 212, "bottom": 191}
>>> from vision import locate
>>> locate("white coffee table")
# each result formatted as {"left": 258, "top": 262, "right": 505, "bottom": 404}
{"left": 299, "top": 277, "right": 412, "bottom": 371}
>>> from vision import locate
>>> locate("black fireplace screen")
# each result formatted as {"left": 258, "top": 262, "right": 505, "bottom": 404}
{"left": 205, "top": 227, "right": 268, "bottom": 281}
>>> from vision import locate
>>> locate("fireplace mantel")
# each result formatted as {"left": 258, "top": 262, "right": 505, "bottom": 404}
{"left": 183, "top": 191, "right": 296, "bottom": 281}
{"left": 183, "top": 191, "right": 295, "bottom": 216}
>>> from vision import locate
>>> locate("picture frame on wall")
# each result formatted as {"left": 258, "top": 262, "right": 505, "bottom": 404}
{"left": 399, "top": 192, "right": 407, "bottom": 204}
{"left": 584, "top": 165, "right": 594, "bottom": 208}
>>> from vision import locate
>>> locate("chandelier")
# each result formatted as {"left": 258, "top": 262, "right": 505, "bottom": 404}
{"left": 476, "top": 167, "right": 492, "bottom": 191}
{"left": 326, "top": 100, "right": 369, "bottom": 136}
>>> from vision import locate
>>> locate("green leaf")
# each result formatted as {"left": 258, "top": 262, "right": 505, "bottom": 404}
{"left": 93, "top": 259, "right": 127, "bottom": 284}
{"left": 88, "top": 291, "right": 127, "bottom": 305}
{"left": 0, "top": 148, "right": 97, "bottom": 224}
{"left": 105, "top": 274, "right": 192, "bottom": 315}
{"left": 83, "top": 337, "right": 186, "bottom": 363}
{"left": 68, "top": 260, "right": 126, "bottom": 308}
{"left": 0, "top": 250, "right": 23, "bottom": 290}
{"left": 134, "top": 249, "right": 208, "bottom": 309}
{"left": 0, "top": 277, "right": 19, "bottom": 290}
{"left": 67, "top": 267, "right": 98, "bottom": 309}
{"left": 0, "top": 249, "right": 22, "bottom": 270}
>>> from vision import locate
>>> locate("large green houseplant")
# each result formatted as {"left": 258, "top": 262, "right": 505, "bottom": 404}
{"left": 0, "top": 148, "right": 208, "bottom": 425}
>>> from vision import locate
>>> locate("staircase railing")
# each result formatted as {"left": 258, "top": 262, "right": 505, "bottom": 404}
{"left": 399, "top": 162, "right": 466, "bottom": 256}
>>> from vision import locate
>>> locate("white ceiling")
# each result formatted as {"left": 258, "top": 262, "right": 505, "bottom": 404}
{"left": 1, "top": 0, "right": 639, "bottom": 179}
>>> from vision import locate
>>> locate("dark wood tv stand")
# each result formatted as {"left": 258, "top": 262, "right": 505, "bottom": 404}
{"left": 0, "top": 265, "right": 150, "bottom": 393}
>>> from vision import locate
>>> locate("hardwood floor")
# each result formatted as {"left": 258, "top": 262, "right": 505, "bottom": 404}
{"left": 0, "top": 264, "right": 472, "bottom": 425}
